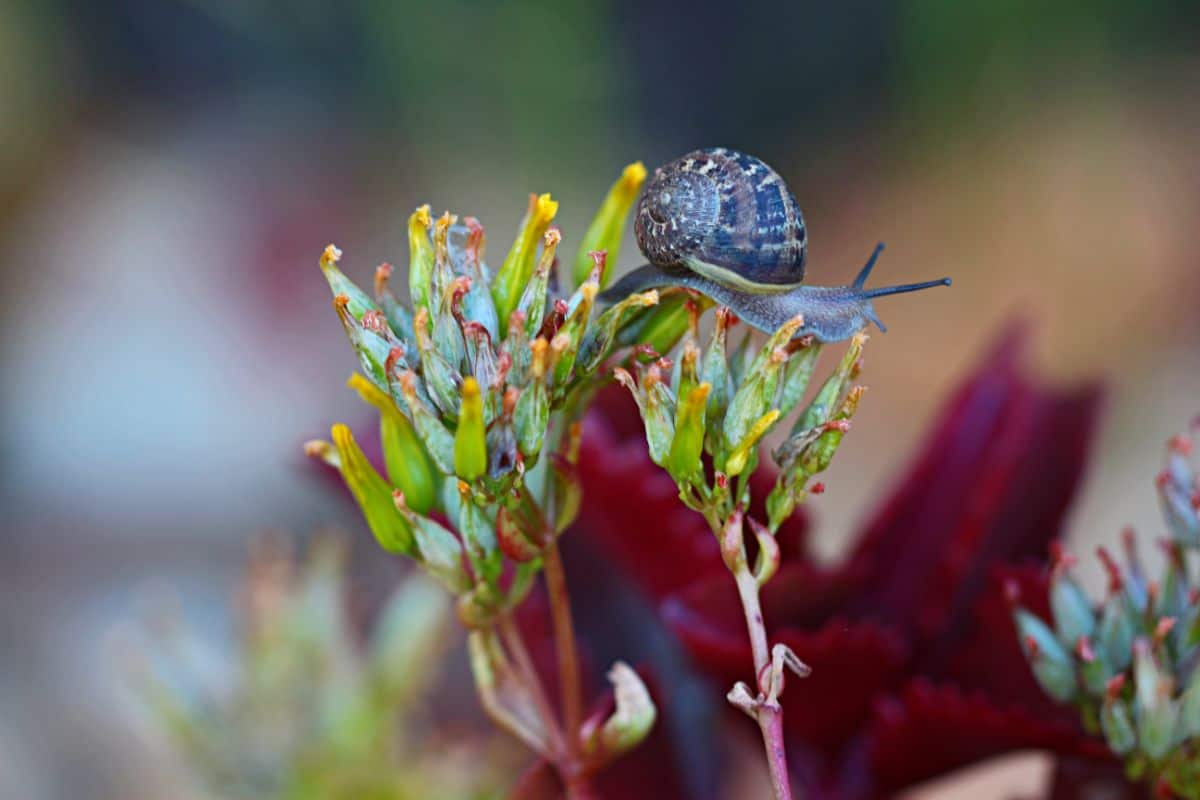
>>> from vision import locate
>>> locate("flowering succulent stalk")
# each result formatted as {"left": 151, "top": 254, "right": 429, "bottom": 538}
{"left": 1012, "top": 425, "right": 1200, "bottom": 797}
{"left": 615, "top": 301, "right": 868, "bottom": 799}
{"left": 307, "top": 165, "right": 662, "bottom": 796}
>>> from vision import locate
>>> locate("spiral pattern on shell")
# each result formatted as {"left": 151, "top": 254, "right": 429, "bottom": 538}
{"left": 633, "top": 148, "right": 807, "bottom": 290}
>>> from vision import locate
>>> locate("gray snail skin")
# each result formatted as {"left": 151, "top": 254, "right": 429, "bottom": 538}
{"left": 599, "top": 148, "right": 951, "bottom": 343}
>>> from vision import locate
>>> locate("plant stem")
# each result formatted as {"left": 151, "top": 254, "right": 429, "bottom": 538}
{"left": 499, "top": 612, "right": 565, "bottom": 757}
{"left": 543, "top": 538, "right": 591, "bottom": 794}
{"left": 757, "top": 704, "right": 792, "bottom": 800}
{"left": 735, "top": 571, "right": 771, "bottom": 675}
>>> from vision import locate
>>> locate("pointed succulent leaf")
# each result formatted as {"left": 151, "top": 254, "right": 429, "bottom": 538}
{"left": 517, "top": 228, "right": 561, "bottom": 341}
{"left": 412, "top": 307, "right": 463, "bottom": 418}
{"left": 699, "top": 307, "right": 734, "bottom": 433}
{"left": 573, "top": 162, "right": 646, "bottom": 289}
{"left": 1133, "top": 639, "right": 1179, "bottom": 760}
{"left": 1100, "top": 699, "right": 1138, "bottom": 755}
{"left": 776, "top": 339, "right": 821, "bottom": 419}
{"left": 514, "top": 339, "right": 551, "bottom": 462}
{"left": 553, "top": 278, "right": 599, "bottom": 386}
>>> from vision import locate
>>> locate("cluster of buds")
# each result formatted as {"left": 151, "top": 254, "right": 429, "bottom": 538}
{"left": 617, "top": 305, "right": 867, "bottom": 577}
{"left": 129, "top": 536, "right": 499, "bottom": 799}
{"left": 306, "top": 164, "right": 663, "bottom": 775}
{"left": 1012, "top": 425, "right": 1200, "bottom": 796}
{"left": 306, "top": 164, "right": 660, "bottom": 626}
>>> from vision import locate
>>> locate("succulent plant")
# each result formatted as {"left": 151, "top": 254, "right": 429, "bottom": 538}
{"left": 1013, "top": 426, "right": 1200, "bottom": 797}
{"left": 131, "top": 536, "right": 503, "bottom": 800}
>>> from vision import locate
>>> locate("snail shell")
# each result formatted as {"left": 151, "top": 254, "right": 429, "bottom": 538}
{"left": 602, "top": 148, "right": 950, "bottom": 343}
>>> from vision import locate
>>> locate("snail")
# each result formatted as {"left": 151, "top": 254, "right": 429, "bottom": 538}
{"left": 600, "top": 148, "right": 950, "bottom": 342}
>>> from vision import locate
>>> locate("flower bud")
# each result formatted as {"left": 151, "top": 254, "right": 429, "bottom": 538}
{"left": 776, "top": 338, "right": 821, "bottom": 420}
{"left": 794, "top": 331, "right": 865, "bottom": 435}
{"left": 549, "top": 450, "right": 583, "bottom": 534}
{"left": 394, "top": 371, "right": 456, "bottom": 475}
{"left": 1050, "top": 558, "right": 1097, "bottom": 648}
{"left": 454, "top": 378, "right": 488, "bottom": 481}
{"left": 393, "top": 491, "right": 471, "bottom": 594}
{"left": 407, "top": 206, "right": 436, "bottom": 328}
{"left": 723, "top": 313, "right": 804, "bottom": 450}
{"left": 347, "top": 374, "right": 439, "bottom": 514}
{"left": 493, "top": 193, "right": 558, "bottom": 335}
{"left": 516, "top": 228, "right": 561, "bottom": 341}
{"left": 573, "top": 162, "right": 646, "bottom": 289}
{"left": 1014, "top": 607, "right": 1077, "bottom": 702}
{"left": 320, "top": 244, "right": 379, "bottom": 322}
{"left": 553, "top": 278, "right": 599, "bottom": 386}
{"left": 617, "top": 291, "right": 707, "bottom": 358}
{"left": 614, "top": 365, "right": 676, "bottom": 467}
{"left": 1100, "top": 698, "right": 1137, "bottom": 755}
{"left": 373, "top": 262, "right": 416, "bottom": 344}
{"left": 576, "top": 289, "right": 660, "bottom": 375}
{"left": 748, "top": 516, "right": 781, "bottom": 587}
{"left": 667, "top": 383, "right": 711, "bottom": 482}
{"left": 1133, "top": 638, "right": 1179, "bottom": 760}
{"left": 333, "top": 295, "right": 400, "bottom": 390}
{"left": 326, "top": 424, "right": 414, "bottom": 555}
{"left": 413, "top": 308, "right": 463, "bottom": 418}
{"left": 725, "top": 410, "right": 781, "bottom": 477}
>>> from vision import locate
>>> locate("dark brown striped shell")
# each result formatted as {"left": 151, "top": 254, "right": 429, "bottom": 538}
{"left": 633, "top": 148, "right": 807, "bottom": 289}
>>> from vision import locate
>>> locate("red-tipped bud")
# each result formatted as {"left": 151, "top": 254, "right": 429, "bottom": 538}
{"left": 1075, "top": 636, "right": 1096, "bottom": 663}
{"left": 810, "top": 482, "right": 826, "bottom": 495}
{"left": 1097, "top": 546, "right": 1123, "bottom": 593}
{"left": 1105, "top": 673, "right": 1126, "bottom": 701}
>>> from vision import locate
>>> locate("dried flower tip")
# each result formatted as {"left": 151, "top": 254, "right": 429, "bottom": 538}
{"left": 303, "top": 438, "right": 339, "bottom": 467}
{"left": 1106, "top": 673, "right": 1127, "bottom": 701}
{"left": 1097, "top": 546, "right": 1124, "bottom": 593}
{"left": 1076, "top": 636, "right": 1096, "bottom": 663}
{"left": 810, "top": 482, "right": 826, "bottom": 494}
{"left": 374, "top": 262, "right": 393, "bottom": 294}
{"left": 321, "top": 243, "right": 342, "bottom": 266}
{"left": 1152, "top": 617, "right": 1176, "bottom": 646}
{"left": 361, "top": 310, "right": 389, "bottom": 334}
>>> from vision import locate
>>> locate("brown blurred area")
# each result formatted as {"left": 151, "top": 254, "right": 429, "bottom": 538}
{"left": 1, "top": 2, "right": 1198, "bottom": 798}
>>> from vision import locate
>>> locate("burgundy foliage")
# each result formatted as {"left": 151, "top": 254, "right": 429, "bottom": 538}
{"left": 569, "top": 325, "right": 1128, "bottom": 798}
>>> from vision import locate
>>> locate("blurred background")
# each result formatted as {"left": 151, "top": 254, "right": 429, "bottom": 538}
{"left": 2, "top": 1, "right": 1199, "bottom": 797}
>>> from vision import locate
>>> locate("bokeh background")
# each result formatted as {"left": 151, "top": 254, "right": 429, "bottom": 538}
{"left": 3, "top": 2, "right": 1199, "bottom": 797}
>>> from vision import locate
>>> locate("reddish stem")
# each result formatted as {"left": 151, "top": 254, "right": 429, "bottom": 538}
{"left": 543, "top": 539, "right": 592, "bottom": 797}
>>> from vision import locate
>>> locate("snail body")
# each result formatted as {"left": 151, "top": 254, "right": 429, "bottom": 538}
{"left": 601, "top": 148, "right": 950, "bottom": 342}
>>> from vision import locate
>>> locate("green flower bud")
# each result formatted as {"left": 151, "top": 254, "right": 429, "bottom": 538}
{"left": 576, "top": 289, "right": 659, "bottom": 375}
{"left": 1097, "top": 593, "right": 1137, "bottom": 672}
{"left": 1051, "top": 566, "right": 1097, "bottom": 648}
{"left": 699, "top": 308, "right": 734, "bottom": 438}
{"left": 326, "top": 424, "right": 413, "bottom": 555}
{"left": 617, "top": 291, "right": 707, "bottom": 358}
{"left": 723, "top": 313, "right": 804, "bottom": 450}
{"left": 347, "top": 374, "right": 438, "bottom": 514}
{"left": 1180, "top": 669, "right": 1200, "bottom": 738}
{"left": 319, "top": 244, "right": 379, "bottom": 322}
{"left": 776, "top": 339, "right": 821, "bottom": 420}
{"left": 517, "top": 228, "right": 561, "bottom": 341}
{"left": 726, "top": 410, "right": 780, "bottom": 477}
{"left": 394, "top": 371, "right": 456, "bottom": 475}
{"left": 413, "top": 307, "right": 463, "bottom": 418}
{"left": 795, "top": 331, "right": 865, "bottom": 434}
{"left": 549, "top": 452, "right": 583, "bottom": 535}
{"left": 1133, "top": 639, "right": 1179, "bottom": 760}
{"left": 553, "top": 279, "right": 599, "bottom": 387}
{"left": 333, "top": 295, "right": 399, "bottom": 390}
{"left": 372, "top": 262, "right": 416, "bottom": 344}
{"left": 453, "top": 480, "right": 500, "bottom": 582}
{"left": 1100, "top": 698, "right": 1137, "bottom": 755}
{"left": 573, "top": 162, "right": 646, "bottom": 289}
{"left": 668, "top": 383, "right": 711, "bottom": 482}
{"left": 407, "top": 206, "right": 435, "bottom": 329}
{"left": 1015, "top": 607, "right": 1077, "bottom": 702}
{"left": 393, "top": 491, "right": 470, "bottom": 594}
{"left": 454, "top": 378, "right": 488, "bottom": 481}
{"left": 493, "top": 193, "right": 558, "bottom": 336}
{"left": 514, "top": 339, "right": 551, "bottom": 462}
{"left": 614, "top": 365, "right": 675, "bottom": 467}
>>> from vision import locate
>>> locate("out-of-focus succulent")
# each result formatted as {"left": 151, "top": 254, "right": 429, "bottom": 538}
{"left": 1013, "top": 426, "right": 1200, "bottom": 797}
{"left": 131, "top": 535, "right": 505, "bottom": 800}
{"left": 307, "top": 167, "right": 657, "bottom": 629}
